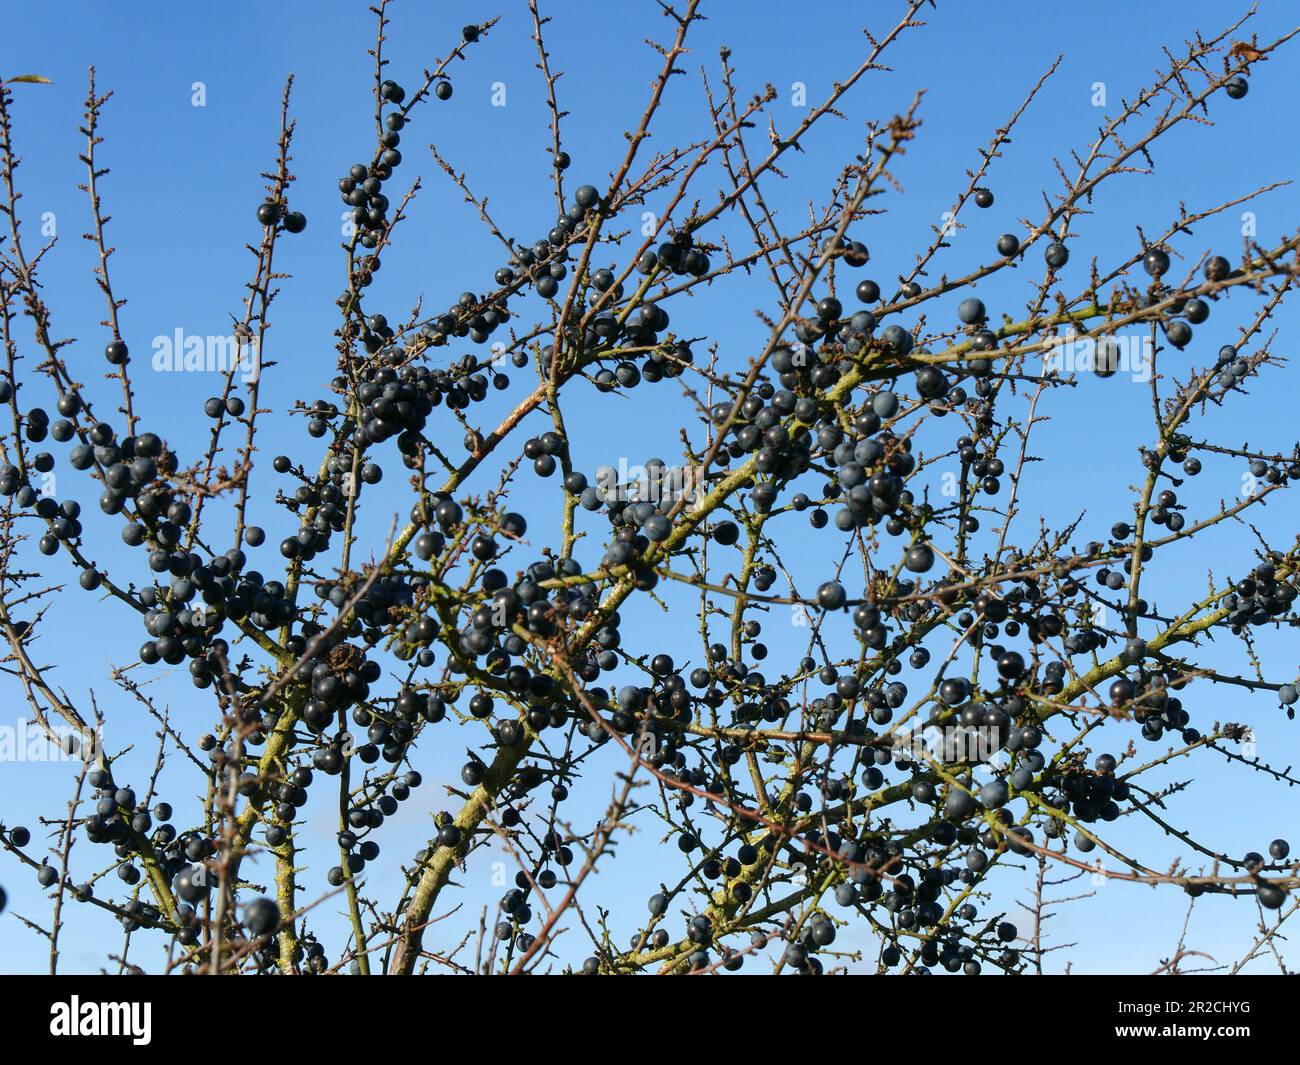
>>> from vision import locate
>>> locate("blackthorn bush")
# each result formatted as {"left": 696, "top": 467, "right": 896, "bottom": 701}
{"left": 0, "top": 3, "right": 1298, "bottom": 977}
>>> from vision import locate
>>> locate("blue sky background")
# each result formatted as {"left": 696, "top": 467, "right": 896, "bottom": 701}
{"left": 1, "top": 0, "right": 1298, "bottom": 974}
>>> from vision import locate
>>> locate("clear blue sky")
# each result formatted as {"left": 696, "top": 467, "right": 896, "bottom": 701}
{"left": 1, "top": 0, "right": 1298, "bottom": 973}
